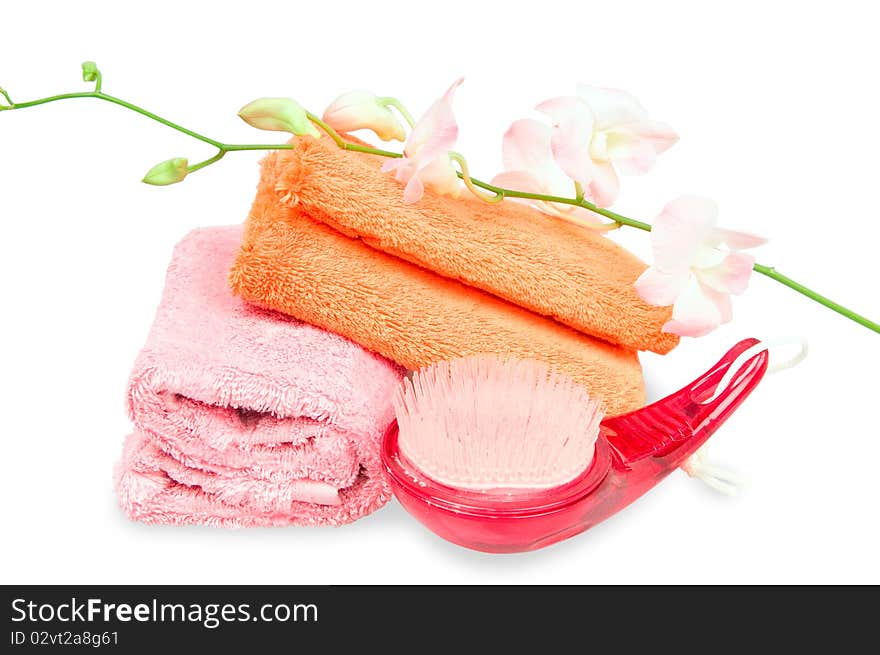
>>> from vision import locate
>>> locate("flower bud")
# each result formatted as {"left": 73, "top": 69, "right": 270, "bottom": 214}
{"left": 237, "top": 97, "right": 320, "bottom": 137}
{"left": 81, "top": 61, "right": 100, "bottom": 83}
{"left": 322, "top": 91, "right": 406, "bottom": 142}
{"left": 142, "top": 157, "right": 189, "bottom": 186}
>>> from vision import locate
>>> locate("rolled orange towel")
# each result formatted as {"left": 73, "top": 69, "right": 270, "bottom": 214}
{"left": 268, "top": 135, "right": 677, "bottom": 355}
{"left": 230, "top": 151, "right": 647, "bottom": 416}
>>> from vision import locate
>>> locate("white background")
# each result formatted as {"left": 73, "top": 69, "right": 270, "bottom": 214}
{"left": 2, "top": 1, "right": 878, "bottom": 584}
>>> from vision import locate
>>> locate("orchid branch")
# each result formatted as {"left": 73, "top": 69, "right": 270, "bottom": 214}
{"left": 1, "top": 64, "right": 877, "bottom": 335}
{"left": 448, "top": 152, "right": 503, "bottom": 203}
{"left": 303, "top": 112, "right": 402, "bottom": 158}
{"left": 377, "top": 97, "right": 416, "bottom": 128}
{"left": 448, "top": 172, "right": 879, "bottom": 333}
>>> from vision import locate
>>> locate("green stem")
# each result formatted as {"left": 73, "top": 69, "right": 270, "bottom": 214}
{"left": 306, "top": 111, "right": 402, "bottom": 158}
{"left": 449, "top": 152, "right": 503, "bottom": 203}
{"left": 223, "top": 143, "right": 293, "bottom": 151}
{"left": 4, "top": 91, "right": 226, "bottom": 147}
{"left": 456, "top": 174, "right": 653, "bottom": 230}
{"left": 377, "top": 97, "right": 416, "bottom": 128}
{"left": 3, "top": 82, "right": 876, "bottom": 335}
{"left": 753, "top": 264, "right": 880, "bottom": 334}
{"left": 304, "top": 111, "right": 345, "bottom": 147}
{"left": 187, "top": 149, "right": 226, "bottom": 173}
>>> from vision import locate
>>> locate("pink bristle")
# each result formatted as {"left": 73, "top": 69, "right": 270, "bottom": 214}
{"left": 393, "top": 356, "right": 604, "bottom": 491}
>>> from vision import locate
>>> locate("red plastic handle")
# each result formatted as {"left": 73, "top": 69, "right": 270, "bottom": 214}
{"left": 601, "top": 338, "right": 768, "bottom": 469}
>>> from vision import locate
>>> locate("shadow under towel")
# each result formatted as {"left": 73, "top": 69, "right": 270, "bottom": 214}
{"left": 115, "top": 226, "right": 404, "bottom": 527}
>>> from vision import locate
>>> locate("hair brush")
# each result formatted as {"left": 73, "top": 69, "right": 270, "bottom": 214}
{"left": 381, "top": 338, "right": 769, "bottom": 553}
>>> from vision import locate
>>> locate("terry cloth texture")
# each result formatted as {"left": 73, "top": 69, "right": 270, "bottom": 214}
{"left": 115, "top": 226, "right": 403, "bottom": 527}
{"left": 229, "top": 152, "right": 646, "bottom": 416}
{"left": 258, "top": 135, "right": 677, "bottom": 355}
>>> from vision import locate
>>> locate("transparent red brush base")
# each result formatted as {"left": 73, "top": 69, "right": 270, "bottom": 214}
{"left": 383, "top": 429, "right": 617, "bottom": 552}
{"left": 381, "top": 338, "right": 768, "bottom": 553}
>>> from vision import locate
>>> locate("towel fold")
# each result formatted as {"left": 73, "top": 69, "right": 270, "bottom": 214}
{"left": 266, "top": 135, "right": 677, "bottom": 355}
{"left": 115, "top": 226, "right": 403, "bottom": 527}
{"left": 230, "top": 152, "right": 646, "bottom": 416}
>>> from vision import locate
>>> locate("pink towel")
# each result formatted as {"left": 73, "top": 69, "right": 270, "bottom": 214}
{"left": 114, "top": 226, "right": 404, "bottom": 527}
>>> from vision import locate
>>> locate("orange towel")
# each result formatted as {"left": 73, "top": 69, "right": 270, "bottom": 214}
{"left": 268, "top": 135, "right": 678, "bottom": 355}
{"left": 230, "top": 151, "right": 646, "bottom": 416}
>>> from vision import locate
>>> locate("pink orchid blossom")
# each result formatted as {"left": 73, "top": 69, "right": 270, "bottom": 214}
{"left": 490, "top": 119, "right": 609, "bottom": 228}
{"left": 381, "top": 79, "right": 463, "bottom": 204}
{"left": 533, "top": 85, "right": 678, "bottom": 207}
{"left": 635, "top": 196, "right": 766, "bottom": 337}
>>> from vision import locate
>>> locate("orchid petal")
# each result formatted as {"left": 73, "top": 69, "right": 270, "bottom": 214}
{"left": 490, "top": 170, "right": 546, "bottom": 195}
{"left": 627, "top": 119, "right": 679, "bottom": 155}
{"left": 491, "top": 171, "right": 606, "bottom": 225}
{"left": 604, "top": 120, "right": 677, "bottom": 174}
{"left": 533, "top": 202, "right": 609, "bottom": 227}
{"left": 501, "top": 119, "right": 556, "bottom": 174}
{"left": 576, "top": 84, "right": 648, "bottom": 130}
{"left": 635, "top": 266, "right": 690, "bottom": 306}
{"left": 651, "top": 196, "right": 719, "bottom": 273}
{"left": 662, "top": 278, "right": 723, "bottom": 337}
{"left": 605, "top": 133, "right": 657, "bottom": 175}
{"left": 696, "top": 251, "right": 755, "bottom": 295}
{"left": 713, "top": 228, "right": 768, "bottom": 250}
{"left": 691, "top": 242, "right": 726, "bottom": 270}
{"left": 701, "top": 285, "right": 733, "bottom": 324}
{"left": 381, "top": 157, "right": 407, "bottom": 173}
{"left": 402, "top": 174, "right": 425, "bottom": 204}
{"left": 587, "top": 161, "right": 620, "bottom": 208}
{"left": 406, "top": 78, "right": 462, "bottom": 162}
{"left": 500, "top": 119, "right": 579, "bottom": 197}
{"left": 419, "top": 155, "right": 461, "bottom": 198}
{"left": 490, "top": 170, "right": 570, "bottom": 219}
{"left": 536, "top": 96, "right": 595, "bottom": 185}
{"left": 383, "top": 157, "right": 414, "bottom": 184}
{"left": 561, "top": 206, "right": 613, "bottom": 227}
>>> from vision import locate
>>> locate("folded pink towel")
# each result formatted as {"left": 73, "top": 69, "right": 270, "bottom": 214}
{"left": 115, "top": 226, "right": 404, "bottom": 527}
